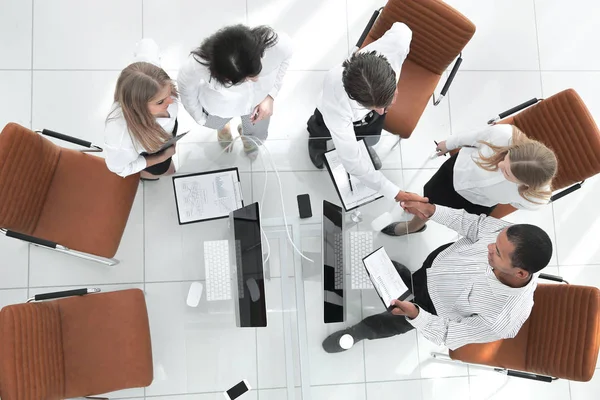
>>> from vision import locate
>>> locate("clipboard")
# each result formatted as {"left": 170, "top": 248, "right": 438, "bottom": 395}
{"left": 362, "top": 246, "right": 411, "bottom": 311}
{"left": 323, "top": 139, "right": 384, "bottom": 212}
{"left": 141, "top": 131, "right": 189, "bottom": 156}
{"left": 172, "top": 167, "right": 244, "bottom": 225}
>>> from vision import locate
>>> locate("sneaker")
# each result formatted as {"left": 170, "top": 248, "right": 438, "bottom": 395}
{"left": 322, "top": 327, "right": 363, "bottom": 353}
{"left": 239, "top": 125, "right": 259, "bottom": 161}
{"left": 217, "top": 124, "right": 233, "bottom": 152}
{"left": 308, "top": 139, "right": 327, "bottom": 169}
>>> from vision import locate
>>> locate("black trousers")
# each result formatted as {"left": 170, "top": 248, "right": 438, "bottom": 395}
{"left": 144, "top": 118, "right": 178, "bottom": 176}
{"left": 307, "top": 108, "right": 386, "bottom": 147}
{"left": 354, "top": 242, "right": 453, "bottom": 340}
{"left": 424, "top": 153, "right": 496, "bottom": 216}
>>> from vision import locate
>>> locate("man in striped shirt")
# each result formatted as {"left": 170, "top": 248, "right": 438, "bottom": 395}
{"left": 323, "top": 202, "right": 553, "bottom": 352}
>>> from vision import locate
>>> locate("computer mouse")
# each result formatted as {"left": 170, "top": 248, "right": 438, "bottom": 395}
{"left": 186, "top": 282, "right": 203, "bottom": 307}
{"left": 246, "top": 278, "right": 261, "bottom": 302}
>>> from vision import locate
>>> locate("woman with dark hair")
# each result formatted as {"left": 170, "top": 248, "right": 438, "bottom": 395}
{"left": 178, "top": 25, "right": 293, "bottom": 160}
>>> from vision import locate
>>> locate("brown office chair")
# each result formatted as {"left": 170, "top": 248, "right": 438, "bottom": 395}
{"left": 432, "top": 275, "right": 600, "bottom": 382}
{"left": 0, "top": 122, "right": 140, "bottom": 266}
{"left": 483, "top": 89, "right": 600, "bottom": 218}
{"left": 0, "top": 288, "right": 153, "bottom": 399}
{"left": 356, "top": 0, "right": 476, "bottom": 138}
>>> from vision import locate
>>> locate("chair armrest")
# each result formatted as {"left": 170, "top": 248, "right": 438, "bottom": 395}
{"left": 503, "top": 369, "right": 554, "bottom": 382}
{"left": 354, "top": 8, "right": 382, "bottom": 50}
{"left": 539, "top": 273, "right": 569, "bottom": 284}
{"left": 3, "top": 229, "right": 59, "bottom": 248}
{"left": 433, "top": 54, "right": 463, "bottom": 106}
{"left": 550, "top": 181, "right": 584, "bottom": 202}
{"left": 27, "top": 288, "right": 101, "bottom": 303}
{"left": 487, "top": 98, "right": 541, "bottom": 124}
{"left": 37, "top": 128, "right": 103, "bottom": 152}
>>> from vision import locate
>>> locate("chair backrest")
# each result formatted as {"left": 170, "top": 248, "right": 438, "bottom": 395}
{"left": 0, "top": 123, "right": 61, "bottom": 234}
{"left": 362, "top": 0, "right": 475, "bottom": 75}
{"left": 0, "top": 302, "right": 66, "bottom": 399}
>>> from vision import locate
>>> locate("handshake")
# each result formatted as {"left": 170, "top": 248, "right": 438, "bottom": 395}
{"left": 394, "top": 191, "right": 435, "bottom": 220}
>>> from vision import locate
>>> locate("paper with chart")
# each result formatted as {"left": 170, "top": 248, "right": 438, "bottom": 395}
{"left": 324, "top": 140, "right": 383, "bottom": 211}
{"left": 173, "top": 169, "right": 243, "bottom": 224}
{"left": 362, "top": 247, "right": 411, "bottom": 309}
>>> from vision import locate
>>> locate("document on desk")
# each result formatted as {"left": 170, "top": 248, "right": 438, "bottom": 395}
{"left": 172, "top": 167, "right": 243, "bottom": 225}
{"left": 363, "top": 247, "right": 411, "bottom": 310}
{"left": 323, "top": 139, "right": 383, "bottom": 211}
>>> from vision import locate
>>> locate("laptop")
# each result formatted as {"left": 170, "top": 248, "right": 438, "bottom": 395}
{"left": 229, "top": 202, "right": 267, "bottom": 327}
{"left": 322, "top": 200, "right": 346, "bottom": 323}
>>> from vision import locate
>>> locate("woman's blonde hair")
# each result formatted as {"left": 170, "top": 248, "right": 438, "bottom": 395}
{"left": 109, "top": 62, "right": 178, "bottom": 153}
{"left": 475, "top": 126, "right": 557, "bottom": 204}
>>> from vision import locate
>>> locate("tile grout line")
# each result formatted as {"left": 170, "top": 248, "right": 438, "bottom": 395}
{"left": 531, "top": 0, "right": 544, "bottom": 95}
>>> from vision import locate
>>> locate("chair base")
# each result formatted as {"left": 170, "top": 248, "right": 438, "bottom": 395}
{"left": 35, "top": 244, "right": 119, "bottom": 267}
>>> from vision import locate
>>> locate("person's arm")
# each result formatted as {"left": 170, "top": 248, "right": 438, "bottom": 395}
{"left": 267, "top": 32, "right": 294, "bottom": 99}
{"left": 104, "top": 145, "right": 148, "bottom": 178}
{"left": 362, "top": 22, "right": 412, "bottom": 74}
{"left": 445, "top": 124, "right": 513, "bottom": 151}
{"left": 177, "top": 57, "right": 209, "bottom": 125}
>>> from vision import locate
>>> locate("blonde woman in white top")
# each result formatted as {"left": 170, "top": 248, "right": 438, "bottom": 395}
{"left": 178, "top": 25, "right": 293, "bottom": 160}
{"left": 104, "top": 39, "right": 179, "bottom": 180}
{"left": 382, "top": 124, "right": 558, "bottom": 236}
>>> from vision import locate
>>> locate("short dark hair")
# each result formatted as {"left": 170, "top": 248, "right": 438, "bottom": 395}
{"left": 342, "top": 51, "right": 397, "bottom": 109}
{"left": 192, "top": 25, "right": 278, "bottom": 87}
{"left": 505, "top": 224, "right": 553, "bottom": 274}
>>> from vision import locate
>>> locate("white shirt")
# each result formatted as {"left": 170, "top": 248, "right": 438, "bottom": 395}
{"left": 446, "top": 124, "right": 550, "bottom": 210}
{"left": 103, "top": 39, "right": 179, "bottom": 177}
{"left": 316, "top": 22, "right": 412, "bottom": 200}
{"left": 408, "top": 206, "right": 538, "bottom": 350}
{"left": 177, "top": 31, "right": 294, "bottom": 123}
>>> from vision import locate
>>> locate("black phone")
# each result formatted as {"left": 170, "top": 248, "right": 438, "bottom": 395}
{"left": 297, "top": 194, "right": 312, "bottom": 218}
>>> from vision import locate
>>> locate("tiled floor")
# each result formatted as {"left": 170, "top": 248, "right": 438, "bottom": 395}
{"left": 2, "top": 0, "right": 600, "bottom": 399}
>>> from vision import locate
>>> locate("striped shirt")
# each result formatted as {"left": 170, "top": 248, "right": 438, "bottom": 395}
{"left": 408, "top": 206, "right": 538, "bottom": 350}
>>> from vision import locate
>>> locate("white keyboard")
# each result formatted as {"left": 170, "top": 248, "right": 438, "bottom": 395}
{"left": 333, "top": 233, "right": 344, "bottom": 290}
{"left": 349, "top": 232, "right": 374, "bottom": 289}
{"left": 204, "top": 240, "right": 232, "bottom": 301}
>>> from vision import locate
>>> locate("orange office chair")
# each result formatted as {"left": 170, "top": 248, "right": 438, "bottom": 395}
{"left": 0, "top": 122, "right": 140, "bottom": 266}
{"left": 356, "top": 0, "right": 476, "bottom": 138}
{"left": 432, "top": 274, "right": 600, "bottom": 382}
{"left": 0, "top": 288, "right": 153, "bottom": 399}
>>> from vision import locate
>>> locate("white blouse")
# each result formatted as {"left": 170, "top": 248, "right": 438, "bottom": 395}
{"left": 103, "top": 39, "right": 179, "bottom": 178}
{"left": 177, "top": 31, "right": 294, "bottom": 123}
{"left": 446, "top": 124, "right": 550, "bottom": 210}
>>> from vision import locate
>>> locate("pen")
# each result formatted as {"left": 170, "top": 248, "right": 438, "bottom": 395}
{"left": 433, "top": 140, "right": 447, "bottom": 157}
{"left": 347, "top": 172, "right": 354, "bottom": 193}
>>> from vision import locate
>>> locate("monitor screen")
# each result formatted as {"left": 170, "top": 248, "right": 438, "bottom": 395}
{"left": 322, "top": 200, "right": 345, "bottom": 323}
{"left": 231, "top": 202, "right": 267, "bottom": 327}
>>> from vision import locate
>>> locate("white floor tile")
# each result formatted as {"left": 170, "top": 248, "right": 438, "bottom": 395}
{"left": 31, "top": 71, "right": 120, "bottom": 149}
{"left": 417, "top": 335, "right": 468, "bottom": 379}
{"left": 367, "top": 380, "right": 422, "bottom": 400}
{"left": 259, "top": 387, "right": 303, "bottom": 400}
{"left": 248, "top": 0, "right": 349, "bottom": 71}
{"left": 448, "top": 71, "right": 543, "bottom": 134}
{"left": 33, "top": 0, "right": 142, "bottom": 69}
{"left": 0, "top": 289, "right": 28, "bottom": 309}
{"left": 541, "top": 71, "right": 600, "bottom": 125}
{"left": 0, "top": 71, "right": 31, "bottom": 128}
{"left": 149, "top": 394, "right": 257, "bottom": 400}
{"left": 470, "top": 372, "right": 570, "bottom": 400}
{"left": 145, "top": 281, "right": 258, "bottom": 396}
{"left": 421, "top": 377, "right": 469, "bottom": 400}
{"left": 29, "top": 186, "right": 144, "bottom": 287}
{"left": 310, "top": 383, "right": 366, "bottom": 400}
{"left": 536, "top": 0, "right": 600, "bottom": 70}
{"left": 570, "top": 371, "right": 600, "bottom": 400}
{"left": 0, "top": 0, "right": 32, "bottom": 69}
{"left": 0, "top": 233, "right": 29, "bottom": 289}
{"left": 444, "top": 0, "right": 539, "bottom": 70}
{"left": 142, "top": 0, "right": 247, "bottom": 71}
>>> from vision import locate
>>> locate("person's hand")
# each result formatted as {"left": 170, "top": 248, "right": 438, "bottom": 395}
{"left": 435, "top": 140, "right": 449, "bottom": 156}
{"left": 395, "top": 191, "right": 428, "bottom": 203}
{"left": 390, "top": 300, "right": 419, "bottom": 319}
{"left": 251, "top": 95, "right": 274, "bottom": 124}
{"left": 400, "top": 201, "right": 435, "bottom": 220}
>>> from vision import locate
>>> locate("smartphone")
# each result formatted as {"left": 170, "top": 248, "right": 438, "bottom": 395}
{"left": 297, "top": 194, "right": 312, "bottom": 218}
{"left": 223, "top": 380, "right": 251, "bottom": 400}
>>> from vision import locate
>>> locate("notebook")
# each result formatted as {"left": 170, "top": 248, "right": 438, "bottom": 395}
{"left": 362, "top": 246, "right": 411, "bottom": 311}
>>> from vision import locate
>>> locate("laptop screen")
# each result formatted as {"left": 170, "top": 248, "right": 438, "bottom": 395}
{"left": 231, "top": 202, "right": 267, "bottom": 327}
{"left": 322, "top": 200, "right": 345, "bottom": 323}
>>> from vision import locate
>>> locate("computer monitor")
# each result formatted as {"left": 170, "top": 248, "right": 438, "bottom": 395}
{"left": 230, "top": 202, "right": 267, "bottom": 327}
{"left": 322, "top": 200, "right": 345, "bottom": 323}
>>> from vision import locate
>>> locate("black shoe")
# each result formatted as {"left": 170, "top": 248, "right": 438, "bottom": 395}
{"left": 367, "top": 145, "right": 382, "bottom": 170}
{"left": 140, "top": 177, "right": 160, "bottom": 182}
{"left": 322, "top": 327, "right": 363, "bottom": 353}
{"left": 381, "top": 222, "right": 427, "bottom": 237}
{"left": 308, "top": 140, "right": 326, "bottom": 169}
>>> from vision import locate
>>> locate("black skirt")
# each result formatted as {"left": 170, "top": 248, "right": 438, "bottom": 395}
{"left": 424, "top": 153, "right": 496, "bottom": 216}
{"left": 144, "top": 119, "right": 178, "bottom": 176}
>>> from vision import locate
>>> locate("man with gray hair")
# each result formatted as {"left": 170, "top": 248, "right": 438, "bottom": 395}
{"left": 307, "top": 22, "right": 417, "bottom": 203}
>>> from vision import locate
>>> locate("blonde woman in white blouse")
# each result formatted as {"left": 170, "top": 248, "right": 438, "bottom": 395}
{"left": 382, "top": 124, "right": 558, "bottom": 236}
{"left": 104, "top": 39, "right": 179, "bottom": 180}
{"left": 178, "top": 25, "right": 293, "bottom": 160}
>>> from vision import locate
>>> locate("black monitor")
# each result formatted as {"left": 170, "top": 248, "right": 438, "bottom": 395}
{"left": 322, "top": 200, "right": 345, "bottom": 323}
{"left": 230, "top": 202, "right": 267, "bottom": 327}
